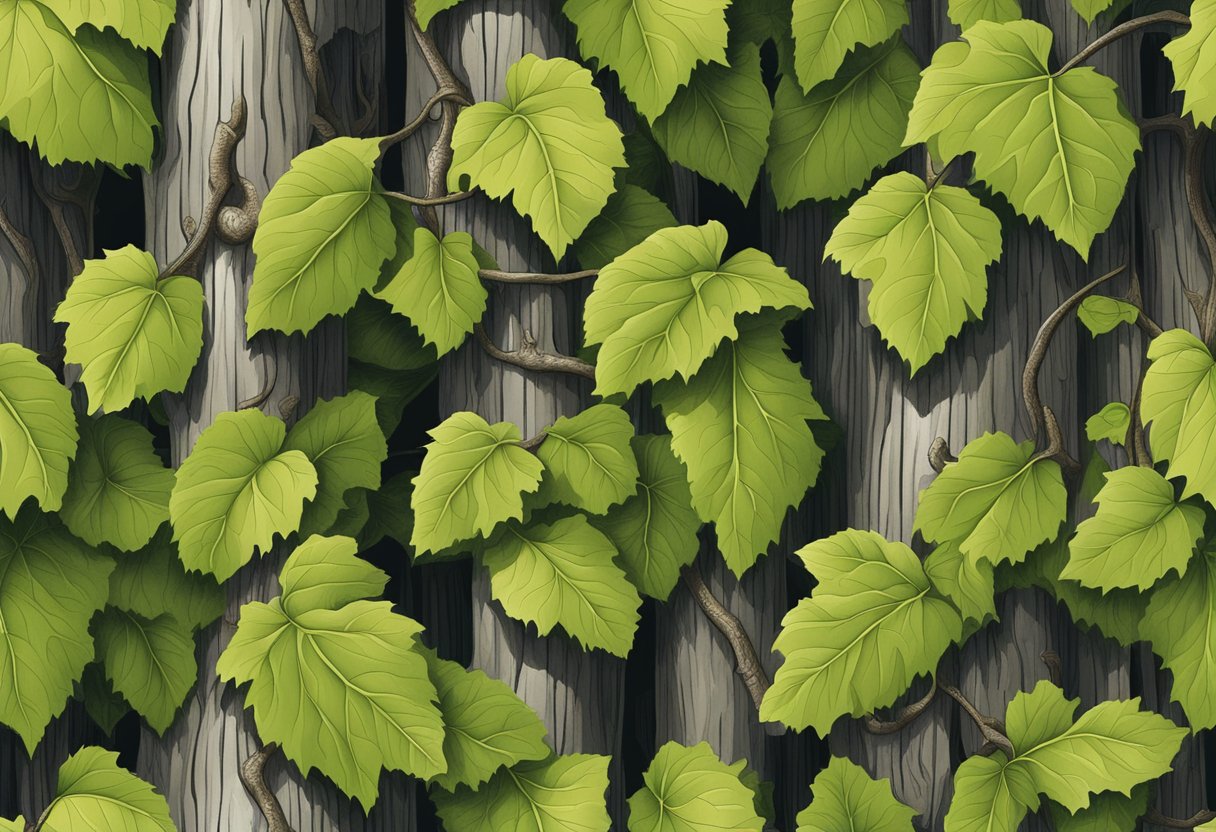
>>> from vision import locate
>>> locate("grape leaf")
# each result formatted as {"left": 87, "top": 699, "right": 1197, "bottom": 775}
{"left": 415, "top": 0, "right": 463, "bottom": 29}
{"left": 56, "top": 246, "right": 203, "bottom": 414}
{"left": 92, "top": 607, "right": 194, "bottom": 734}
{"left": 1084, "top": 402, "right": 1130, "bottom": 445}
{"left": 563, "top": 0, "right": 731, "bottom": 120}
{"left": 590, "top": 435, "right": 702, "bottom": 600}
{"left": 59, "top": 414, "right": 172, "bottom": 552}
{"left": 346, "top": 294, "right": 438, "bottom": 372}
{"left": 584, "top": 221, "right": 810, "bottom": 398}
{"left": 914, "top": 431, "right": 1067, "bottom": 566}
{"left": 39, "top": 0, "right": 175, "bottom": 52}
{"left": 284, "top": 391, "right": 387, "bottom": 538}
{"left": 654, "top": 315, "right": 824, "bottom": 576}
{"left": 79, "top": 662, "right": 129, "bottom": 735}
{"left": 169, "top": 410, "right": 318, "bottom": 580}
{"left": 1048, "top": 785, "right": 1148, "bottom": 832}
{"left": 948, "top": 0, "right": 1022, "bottom": 28}
{"left": 923, "top": 539, "right": 996, "bottom": 627}
{"left": 247, "top": 137, "right": 395, "bottom": 336}
{"left": 362, "top": 471, "right": 414, "bottom": 550}
{"left": 40, "top": 747, "right": 174, "bottom": 832}
{"left": 1077, "top": 295, "right": 1139, "bottom": 336}
{"left": 795, "top": 756, "right": 917, "bottom": 831}
{"left": 905, "top": 19, "right": 1140, "bottom": 257}
{"left": 1164, "top": 0, "right": 1216, "bottom": 127}
{"left": 760, "top": 529, "right": 961, "bottom": 734}
{"left": 769, "top": 37, "right": 920, "bottom": 208}
{"left": 0, "top": 343, "right": 79, "bottom": 517}
{"left": 943, "top": 754, "right": 1029, "bottom": 832}
{"left": 0, "top": 507, "right": 114, "bottom": 753}
{"left": 448, "top": 54, "right": 624, "bottom": 260}
{"left": 825, "top": 172, "right": 1002, "bottom": 373}
{"left": 410, "top": 412, "right": 544, "bottom": 554}
{"left": 573, "top": 185, "right": 676, "bottom": 270}
{"left": 481, "top": 514, "right": 642, "bottom": 656}
{"left": 107, "top": 528, "right": 223, "bottom": 632}
{"left": 1142, "top": 545, "right": 1216, "bottom": 728}
{"left": 1071, "top": 0, "right": 1116, "bottom": 22}
{"left": 349, "top": 359, "right": 439, "bottom": 439}
{"left": 791, "top": 0, "right": 909, "bottom": 92}
{"left": 651, "top": 44, "right": 773, "bottom": 202}
{"left": 1061, "top": 466, "right": 1204, "bottom": 591}
{"left": 433, "top": 753, "right": 612, "bottom": 832}
{"left": 1142, "top": 329, "right": 1216, "bottom": 506}
{"left": 217, "top": 535, "right": 446, "bottom": 807}
{"left": 628, "top": 741, "right": 765, "bottom": 832}
{"left": 535, "top": 404, "right": 638, "bottom": 515}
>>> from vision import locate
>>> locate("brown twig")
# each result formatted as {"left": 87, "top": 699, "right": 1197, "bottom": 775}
{"left": 940, "top": 683, "right": 1015, "bottom": 758}
{"left": 474, "top": 324, "right": 596, "bottom": 381}
{"left": 1142, "top": 808, "right": 1216, "bottom": 829}
{"left": 928, "top": 437, "right": 957, "bottom": 474}
{"left": 1124, "top": 268, "right": 1165, "bottom": 339}
{"left": 1129, "top": 378, "right": 1152, "bottom": 466}
{"left": 239, "top": 743, "right": 294, "bottom": 832}
{"left": 238, "top": 344, "right": 279, "bottom": 412}
{"left": 384, "top": 189, "right": 476, "bottom": 207}
{"left": 1057, "top": 11, "right": 1190, "bottom": 74}
{"left": 519, "top": 431, "right": 548, "bottom": 453}
{"left": 282, "top": 0, "right": 339, "bottom": 142}
{"left": 681, "top": 563, "right": 771, "bottom": 711}
{"left": 1035, "top": 406, "right": 1081, "bottom": 479}
{"left": 479, "top": 268, "right": 599, "bottom": 285}
{"left": 379, "top": 88, "right": 473, "bottom": 151}
{"left": 865, "top": 679, "right": 938, "bottom": 734}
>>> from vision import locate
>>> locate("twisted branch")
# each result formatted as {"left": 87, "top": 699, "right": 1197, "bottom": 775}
{"left": 681, "top": 563, "right": 771, "bottom": 711}
{"left": 1142, "top": 808, "right": 1216, "bottom": 829}
{"left": 379, "top": 88, "right": 473, "bottom": 151}
{"left": 940, "top": 683, "right": 1015, "bottom": 758}
{"left": 239, "top": 743, "right": 294, "bottom": 832}
{"left": 865, "top": 679, "right": 938, "bottom": 735}
{"left": 475, "top": 324, "right": 596, "bottom": 381}
{"left": 282, "top": 0, "right": 339, "bottom": 141}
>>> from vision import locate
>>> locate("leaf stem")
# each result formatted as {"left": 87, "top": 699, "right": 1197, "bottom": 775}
{"left": 1056, "top": 11, "right": 1190, "bottom": 75}
{"left": 939, "top": 682, "right": 1015, "bottom": 758}
{"left": 479, "top": 268, "right": 599, "bottom": 285}
{"left": 379, "top": 88, "right": 473, "bottom": 151}
{"left": 383, "top": 189, "right": 476, "bottom": 207}
{"left": 681, "top": 563, "right": 772, "bottom": 712}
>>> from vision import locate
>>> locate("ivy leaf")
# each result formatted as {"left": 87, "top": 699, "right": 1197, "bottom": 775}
{"left": 411, "top": 412, "right": 544, "bottom": 554}
{"left": 217, "top": 535, "right": 446, "bottom": 807}
{"left": 247, "top": 137, "right": 395, "bottom": 336}
{"left": 0, "top": 507, "right": 114, "bottom": 753}
{"left": 924, "top": 539, "right": 997, "bottom": 627}
{"left": 415, "top": 0, "right": 462, "bottom": 29}
{"left": 1164, "top": 0, "right": 1216, "bottom": 127}
{"left": 654, "top": 315, "right": 824, "bottom": 576}
{"left": 942, "top": 754, "right": 1029, "bottom": 832}
{"left": 346, "top": 294, "right": 438, "bottom": 372}
{"left": 790, "top": 0, "right": 909, "bottom": 92}
{"left": 628, "top": 741, "right": 765, "bottom": 832}
{"left": 584, "top": 221, "right": 811, "bottom": 398}
{"left": 55, "top": 246, "right": 203, "bottom": 414}
{"left": 651, "top": 44, "right": 773, "bottom": 202}
{"left": 59, "top": 415, "right": 172, "bottom": 552}
{"left": 760, "top": 529, "right": 962, "bottom": 734}
{"left": 1142, "top": 545, "right": 1216, "bottom": 728}
{"left": 107, "top": 528, "right": 224, "bottom": 632}
{"left": 92, "top": 607, "right": 195, "bottom": 735}
{"left": 769, "top": 37, "right": 920, "bottom": 208}
{"left": 362, "top": 471, "right": 414, "bottom": 550}
{"left": 1048, "top": 785, "right": 1148, "bottom": 832}
{"left": 1070, "top": 0, "right": 1116, "bottom": 22}
{"left": 433, "top": 753, "right": 612, "bottom": 832}
{"left": 1061, "top": 467, "right": 1203, "bottom": 592}
{"left": 948, "top": 0, "right": 1022, "bottom": 28}
{"left": 284, "top": 392, "right": 387, "bottom": 538}
{"left": 590, "top": 435, "right": 702, "bottom": 600}
{"left": 825, "top": 172, "right": 1003, "bottom": 374}
{"left": 79, "top": 662, "right": 129, "bottom": 736}
{"left": 1077, "top": 296, "right": 1139, "bottom": 336}
{"left": 349, "top": 359, "right": 439, "bottom": 439}
{"left": 41, "top": 747, "right": 175, "bottom": 832}
{"left": 573, "top": 185, "right": 676, "bottom": 270}
{"left": 535, "top": 404, "right": 638, "bottom": 515}
{"left": 39, "top": 0, "right": 175, "bottom": 53}
{"left": 481, "top": 514, "right": 642, "bottom": 656}
{"left": 1084, "top": 402, "right": 1130, "bottom": 445}
{"left": 795, "top": 756, "right": 917, "bottom": 831}
{"left": 1142, "top": 329, "right": 1216, "bottom": 506}
{"left": 375, "top": 228, "right": 488, "bottom": 354}
{"left": 448, "top": 54, "right": 624, "bottom": 260}
{"left": 0, "top": 4, "right": 157, "bottom": 166}
{"left": 423, "top": 648, "right": 550, "bottom": 792}
{"left": 905, "top": 20, "right": 1140, "bottom": 257}
{"left": 563, "top": 0, "right": 731, "bottom": 120}
{"left": 169, "top": 410, "right": 318, "bottom": 580}
{"left": 0, "top": 343, "right": 79, "bottom": 517}
{"left": 914, "top": 431, "right": 1067, "bottom": 566}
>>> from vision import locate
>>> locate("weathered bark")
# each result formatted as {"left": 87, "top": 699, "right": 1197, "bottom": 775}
{"left": 134, "top": 2, "right": 414, "bottom": 830}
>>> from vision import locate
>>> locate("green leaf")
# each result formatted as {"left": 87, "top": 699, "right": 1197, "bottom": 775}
{"left": 1061, "top": 466, "right": 1204, "bottom": 591}
{"left": 41, "top": 747, "right": 175, "bottom": 832}
{"left": 563, "top": 0, "right": 731, "bottom": 120}
{"left": 905, "top": 19, "right": 1139, "bottom": 257}
{"left": 375, "top": 228, "right": 488, "bottom": 354}
{"left": 651, "top": 43, "right": 773, "bottom": 202}
{"left": 536, "top": 404, "right": 638, "bottom": 515}
{"left": 795, "top": 756, "right": 917, "bottom": 832}
{"left": 1084, "top": 402, "right": 1130, "bottom": 445}
{"left": 654, "top": 315, "right": 824, "bottom": 575}
{"left": 328, "top": 488, "right": 370, "bottom": 539}
{"left": 943, "top": 753, "right": 1029, "bottom": 832}
{"left": 38, "top": 0, "right": 176, "bottom": 52}
{"left": 1142, "top": 329, "right": 1216, "bottom": 506}
{"left": 947, "top": 0, "right": 1022, "bottom": 28}
{"left": 1165, "top": 0, "right": 1216, "bottom": 127}
{"left": 247, "top": 137, "right": 395, "bottom": 336}
{"left": 768, "top": 38, "right": 920, "bottom": 208}
{"left": 79, "top": 662, "right": 129, "bottom": 735}
{"left": 1142, "top": 545, "right": 1216, "bottom": 727}
{"left": 107, "top": 528, "right": 224, "bottom": 632}
{"left": 1048, "top": 785, "right": 1148, "bottom": 832}
{"left": 790, "top": 0, "right": 909, "bottom": 92}
{"left": 628, "top": 741, "right": 765, "bottom": 832}
{"left": 1070, "top": 0, "right": 1116, "bottom": 22}
{"left": 584, "top": 221, "right": 810, "bottom": 398}
{"left": 415, "top": 0, "right": 462, "bottom": 29}
{"left": 0, "top": 3, "right": 157, "bottom": 166}
{"left": 0, "top": 819, "right": 23, "bottom": 832}
{"left": 433, "top": 753, "right": 612, "bottom": 832}
{"left": 348, "top": 359, "right": 438, "bottom": 440}
{"left": 482, "top": 514, "right": 642, "bottom": 656}
{"left": 217, "top": 536, "right": 445, "bottom": 807}
{"left": 169, "top": 409, "right": 318, "bottom": 581}
{"left": 914, "top": 431, "right": 1067, "bottom": 566}
{"left": 347, "top": 294, "right": 437, "bottom": 372}
{"left": 923, "top": 539, "right": 996, "bottom": 627}
{"left": 0, "top": 343, "right": 79, "bottom": 517}
{"left": 362, "top": 471, "right": 414, "bottom": 550}
{"left": 0, "top": 507, "right": 114, "bottom": 753}
{"left": 59, "top": 415, "right": 172, "bottom": 552}
{"left": 411, "top": 412, "right": 544, "bottom": 555}
{"left": 590, "top": 435, "right": 702, "bottom": 600}
{"left": 760, "top": 529, "right": 962, "bottom": 734}
{"left": 1077, "top": 296, "right": 1139, "bottom": 336}
{"left": 448, "top": 54, "right": 624, "bottom": 260}
{"left": 573, "top": 185, "right": 677, "bottom": 270}
{"left": 825, "top": 172, "right": 1002, "bottom": 373}
{"left": 92, "top": 607, "right": 195, "bottom": 734}
{"left": 283, "top": 392, "right": 387, "bottom": 538}
{"left": 55, "top": 246, "right": 203, "bottom": 414}
{"left": 423, "top": 648, "right": 550, "bottom": 792}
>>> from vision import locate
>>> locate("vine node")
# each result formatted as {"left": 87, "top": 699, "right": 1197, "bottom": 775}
{"left": 379, "top": 87, "right": 473, "bottom": 151}
{"left": 479, "top": 267, "right": 599, "bottom": 285}
{"left": 1124, "top": 269, "right": 1165, "bottom": 339}
{"left": 940, "top": 682, "right": 1015, "bottom": 758}
{"left": 928, "top": 437, "right": 956, "bottom": 473}
{"left": 864, "top": 679, "right": 939, "bottom": 735}
{"left": 475, "top": 324, "right": 597, "bottom": 381}
{"left": 1142, "top": 807, "right": 1216, "bottom": 829}
{"left": 282, "top": 0, "right": 339, "bottom": 142}
{"left": 240, "top": 742, "right": 295, "bottom": 832}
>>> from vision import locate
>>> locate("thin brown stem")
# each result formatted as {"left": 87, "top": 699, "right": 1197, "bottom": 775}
{"left": 239, "top": 743, "right": 294, "bottom": 832}
{"left": 282, "top": 0, "right": 339, "bottom": 141}
{"left": 1129, "top": 378, "right": 1151, "bottom": 466}
{"left": 519, "top": 431, "right": 547, "bottom": 453}
{"left": 475, "top": 324, "right": 596, "bottom": 381}
{"left": 1035, "top": 406, "right": 1081, "bottom": 478}
{"left": 865, "top": 679, "right": 938, "bottom": 735}
{"left": 1057, "top": 11, "right": 1190, "bottom": 75}
{"left": 479, "top": 268, "right": 599, "bottom": 285}
{"left": 379, "top": 88, "right": 472, "bottom": 151}
{"left": 1125, "top": 269, "right": 1165, "bottom": 339}
{"left": 940, "top": 683, "right": 1015, "bottom": 758}
{"left": 681, "top": 563, "right": 771, "bottom": 711}
{"left": 1142, "top": 808, "right": 1216, "bottom": 829}
{"left": 384, "top": 189, "right": 476, "bottom": 207}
